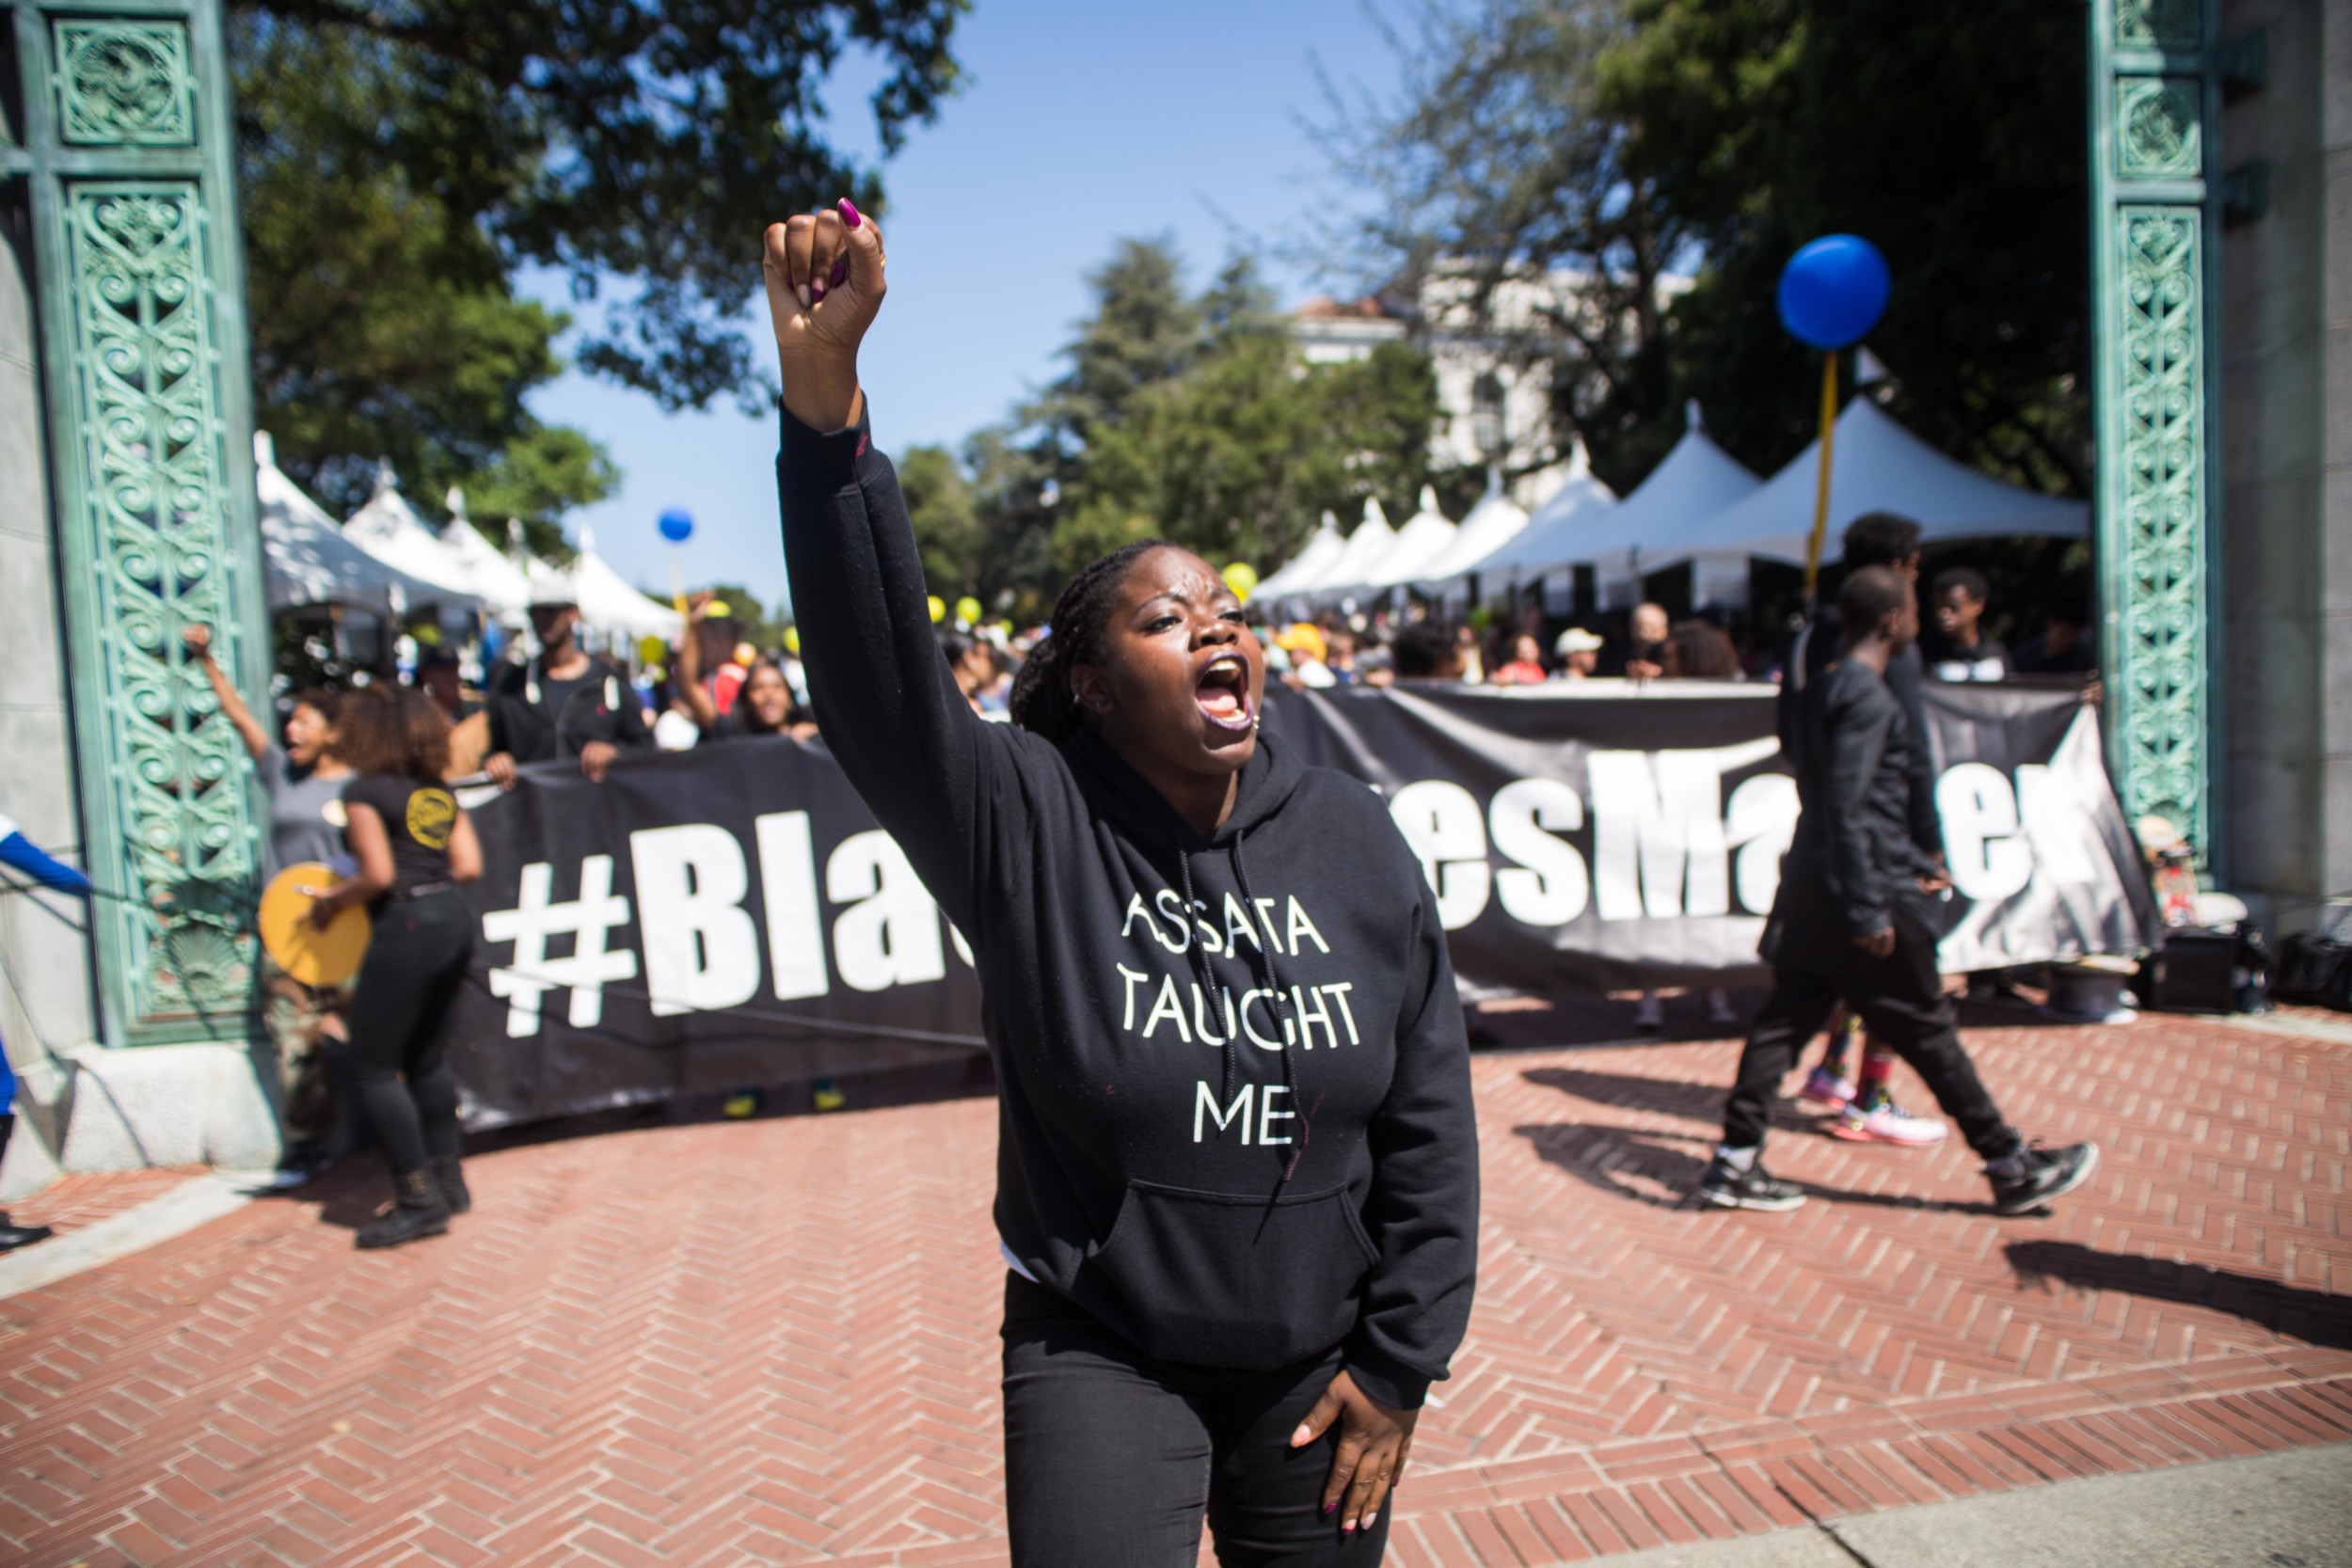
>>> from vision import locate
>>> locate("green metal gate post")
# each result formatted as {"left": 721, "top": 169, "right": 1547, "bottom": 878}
{"left": 3, "top": 0, "right": 267, "bottom": 1045}
{"left": 2088, "top": 0, "right": 2225, "bottom": 867}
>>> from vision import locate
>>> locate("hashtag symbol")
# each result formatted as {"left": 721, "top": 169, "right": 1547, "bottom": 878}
{"left": 482, "top": 855, "right": 639, "bottom": 1037}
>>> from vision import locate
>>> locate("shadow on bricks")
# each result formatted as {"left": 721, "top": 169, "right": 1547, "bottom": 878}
{"left": 2008, "top": 1241, "right": 2352, "bottom": 1351}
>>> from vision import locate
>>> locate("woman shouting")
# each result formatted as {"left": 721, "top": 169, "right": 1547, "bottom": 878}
{"left": 767, "top": 201, "right": 1478, "bottom": 1567}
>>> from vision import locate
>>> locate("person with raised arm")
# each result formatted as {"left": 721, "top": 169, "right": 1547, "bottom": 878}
{"left": 767, "top": 201, "right": 1477, "bottom": 1567}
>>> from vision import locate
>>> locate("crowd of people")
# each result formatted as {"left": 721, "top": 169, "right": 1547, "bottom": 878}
{"left": 85, "top": 509, "right": 2091, "bottom": 1260}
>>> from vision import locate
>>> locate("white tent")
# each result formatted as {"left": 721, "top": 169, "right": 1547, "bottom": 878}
{"left": 437, "top": 488, "right": 532, "bottom": 618}
{"left": 1646, "top": 398, "right": 2088, "bottom": 571}
{"left": 1413, "top": 470, "right": 1531, "bottom": 591}
{"left": 253, "top": 433, "right": 453, "bottom": 616}
{"left": 566, "top": 527, "right": 682, "bottom": 641}
{"left": 1251, "top": 513, "right": 1346, "bottom": 603}
{"left": 1570, "top": 407, "right": 1764, "bottom": 607}
{"left": 1361, "top": 487, "right": 1458, "bottom": 591}
{"left": 1462, "top": 446, "right": 1618, "bottom": 582}
{"left": 1297, "top": 498, "right": 1399, "bottom": 599}
{"left": 343, "top": 461, "right": 493, "bottom": 602}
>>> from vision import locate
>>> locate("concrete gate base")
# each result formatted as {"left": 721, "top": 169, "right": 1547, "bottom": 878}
{"left": 0, "top": 1042, "right": 283, "bottom": 1201}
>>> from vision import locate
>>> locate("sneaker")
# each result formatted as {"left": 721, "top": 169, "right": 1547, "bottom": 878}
{"left": 1832, "top": 1099, "right": 1949, "bottom": 1146}
{"left": 0, "top": 1213, "right": 55, "bottom": 1251}
{"left": 1705, "top": 988, "right": 1739, "bottom": 1026}
{"left": 1799, "top": 1068, "right": 1856, "bottom": 1108}
{"left": 262, "top": 1144, "right": 334, "bottom": 1191}
{"left": 1693, "top": 1156, "right": 1808, "bottom": 1212}
{"left": 1634, "top": 993, "right": 1666, "bottom": 1033}
{"left": 1987, "top": 1141, "right": 2101, "bottom": 1216}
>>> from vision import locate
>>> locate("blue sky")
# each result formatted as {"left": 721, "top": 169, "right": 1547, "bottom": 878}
{"left": 528, "top": 0, "right": 1407, "bottom": 612}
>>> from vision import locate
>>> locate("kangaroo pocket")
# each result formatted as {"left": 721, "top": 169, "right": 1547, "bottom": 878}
{"left": 1075, "top": 1179, "right": 1378, "bottom": 1371}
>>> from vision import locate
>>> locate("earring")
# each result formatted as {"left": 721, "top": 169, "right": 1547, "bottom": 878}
{"left": 1251, "top": 713, "right": 1262, "bottom": 732}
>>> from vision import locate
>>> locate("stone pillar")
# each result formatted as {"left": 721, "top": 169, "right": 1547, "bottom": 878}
{"left": 2217, "top": 0, "right": 2352, "bottom": 915}
{"left": 4, "top": 0, "right": 270, "bottom": 1046}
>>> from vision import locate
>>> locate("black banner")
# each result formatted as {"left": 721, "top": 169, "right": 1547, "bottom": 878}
{"left": 451, "top": 681, "right": 2153, "bottom": 1130}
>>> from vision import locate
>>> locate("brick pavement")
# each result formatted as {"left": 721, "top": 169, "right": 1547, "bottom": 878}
{"left": 0, "top": 1009, "right": 2345, "bottom": 1567}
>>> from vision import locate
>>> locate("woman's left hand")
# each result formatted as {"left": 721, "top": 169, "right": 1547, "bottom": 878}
{"left": 302, "top": 890, "right": 342, "bottom": 932}
{"left": 1291, "top": 1368, "right": 1417, "bottom": 1533}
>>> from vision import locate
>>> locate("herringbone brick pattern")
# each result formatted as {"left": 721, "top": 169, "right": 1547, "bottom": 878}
{"left": 0, "top": 1011, "right": 2344, "bottom": 1567}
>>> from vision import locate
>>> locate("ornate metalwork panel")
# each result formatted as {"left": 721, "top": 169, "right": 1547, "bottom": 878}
{"left": 10, "top": 1, "right": 268, "bottom": 1043}
{"left": 2089, "top": 0, "right": 2221, "bottom": 864}
{"left": 54, "top": 20, "right": 196, "bottom": 146}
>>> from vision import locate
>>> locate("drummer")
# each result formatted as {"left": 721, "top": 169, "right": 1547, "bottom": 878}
{"left": 183, "top": 626, "right": 355, "bottom": 1187}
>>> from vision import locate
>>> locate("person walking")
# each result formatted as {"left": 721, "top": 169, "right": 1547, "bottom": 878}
{"left": 305, "top": 686, "right": 483, "bottom": 1249}
{"left": 0, "top": 809, "right": 93, "bottom": 1249}
{"left": 481, "top": 592, "right": 653, "bottom": 787}
{"left": 183, "top": 626, "right": 356, "bottom": 1182}
{"left": 768, "top": 200, "right": 1478, "bottom": 1567}
{"left": 1695, "top": 568, "right": 2097, "bottom": 1215}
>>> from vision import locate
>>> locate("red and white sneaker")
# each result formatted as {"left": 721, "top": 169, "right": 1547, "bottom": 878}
{"left": 1832, "top": 1099, "right": 1949, "bottom": 1146}
{"left": 1800, "top": 1068, "right": 1856, "bottom": 1108}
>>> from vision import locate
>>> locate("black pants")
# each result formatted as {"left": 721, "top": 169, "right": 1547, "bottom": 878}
{"left": 1002, "top": 1273, "right": 1391, "bottom": 1568}
{"left": 1724, "top": 896, "right": 2021, "bottom": 1160}
{"left": 340, "top": 889, "right": 472, "bottom": 1176}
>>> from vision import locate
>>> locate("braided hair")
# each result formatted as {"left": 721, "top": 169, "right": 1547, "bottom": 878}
{"left": 1008, "top": 539, "right": 1176, "bottom": 742}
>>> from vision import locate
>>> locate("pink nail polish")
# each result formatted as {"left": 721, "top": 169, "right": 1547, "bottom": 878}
{"left": 830, "top": 258, "right": 848, "bottom": 288}
{"left": 838, "top": 197, "right": 863, "bottom": 230}
{"left": 1321, "top": 1503, "right": 1336, "bottom": 1516}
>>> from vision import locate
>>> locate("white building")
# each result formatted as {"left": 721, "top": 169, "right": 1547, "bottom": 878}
{"left": 1289, "top": 264, "right": 1618, "bottom": 514}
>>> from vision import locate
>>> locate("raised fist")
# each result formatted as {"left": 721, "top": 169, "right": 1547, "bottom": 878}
{"left": 762, "top": 198, "right": 885, "bottom": 431}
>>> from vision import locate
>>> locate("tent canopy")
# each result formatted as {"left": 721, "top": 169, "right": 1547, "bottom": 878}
{"left": 1565, "top": 411, "right": 1763, "bottom": 581}
{"left": 1363, "top": 487, "right": 1458, "bottom": 590}
{"left": 343, "top": 461, "right": 498, "bottom": 600}
{"left": 254, "top": 433, "right": 458, "bottom": 616}
{"left": 565, "top": 528, "right": 682, "bottom": 641}
{"left": 1414, "top": 470, "right": 1530, "bottom": 587}
{"left": 437, "top": 488, "right": 532, "bottom": 617}
{"left": 1252, "top": 513, "right": 1346, "bottom": 602}
{"left": 1464, "top": 462, "right": 1617, "bottom": 579}
{"left": 1297, "top": 497, "right": 1399, "bottom": 598}
{"left": 1640, "top": 399, "right": 2087, "bottom": 570}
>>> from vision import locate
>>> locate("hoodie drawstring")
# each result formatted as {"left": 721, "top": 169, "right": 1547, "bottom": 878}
{"left": 1176, "top": 829, "right": 1307, "bottom": 1186}
{"left": 1232, "top": 830, "right": 1306, "bottom": 1185}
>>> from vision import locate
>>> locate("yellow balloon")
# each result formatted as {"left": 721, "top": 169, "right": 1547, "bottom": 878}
{"left": 783, "top": 625, "right": 802, "bottom": 655}
{"left": 928, "top": 594, "right": 946, "bottom": 625}
{"left": 955, "top": 595, "right": 983, "bottom": 626}
{"left": 637, "top": 634, "right": 667, "bottom": 666}
{"left": 1221, "top": 562, "right": 1259, "bottom": 603}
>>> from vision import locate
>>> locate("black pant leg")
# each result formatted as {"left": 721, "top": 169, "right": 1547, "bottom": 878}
{"left": 343, "top": 915, "right": 437, "bottom": 1174}
{"left": 403, "top": 895, "right": 474, "bottom": 1164}
{"left": 1721, "top": 967, "right": 1842, "bottom": 1150}
{"left": 1001, "top": 1273, "right": 1216, "bottom": 1568}
{"left": 1839, "top": 900, "right": 2021, "bottom": 1161}
{"left": 1203, "top": 1351, "right": 1391, "bottom": 1567}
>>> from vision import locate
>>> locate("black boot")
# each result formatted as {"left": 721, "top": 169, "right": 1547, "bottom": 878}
{"left": 0, "top": 1117, "right": 50, "bottom": 1250}
{"left": 432, "top": 1157, "right": 470, "bottom": 1214}
{"left": 356, "top": 1168, "right": 451, "bottom": 1249}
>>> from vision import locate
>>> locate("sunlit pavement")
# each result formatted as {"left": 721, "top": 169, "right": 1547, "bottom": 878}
{"left": 0, "top": 1005, "right": 2345, "bottom": 1567}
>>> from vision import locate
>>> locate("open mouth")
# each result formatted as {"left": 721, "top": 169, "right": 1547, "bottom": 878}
{"left": 1194, "top": 652, "right": 1253, "bottom": 733}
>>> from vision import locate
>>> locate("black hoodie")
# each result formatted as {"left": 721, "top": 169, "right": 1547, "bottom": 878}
{"left": 777, "top": 407, "right": 1478, "bottom": 1409}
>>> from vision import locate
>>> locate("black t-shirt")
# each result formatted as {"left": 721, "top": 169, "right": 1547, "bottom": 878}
{"left": 538, "top": 669, "right": 595, "bottom": 728}
{"left": 342, "top": 773, "right": 459, "bottom": 899}
{"left": 1927, "top": 634, "right": 2010, "bottom": 682}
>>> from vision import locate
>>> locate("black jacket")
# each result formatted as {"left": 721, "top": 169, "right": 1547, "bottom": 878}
{"left": 1781, "top": 608, "right": 1942, "bottom": 859}
{"left": 1775, "top": 657, "right": 1935, "bottom": 946}
{"left": 776, "top": 406, "right": 1478, "bottom": 1409}
{"left": 483, "top": 655, "right": 652, "bottom": 765}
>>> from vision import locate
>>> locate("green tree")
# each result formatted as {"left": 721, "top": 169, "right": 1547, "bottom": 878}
{"left": 1047, "top": 246, "right": 1443, "bottom": 574}
{"left": 232, "top": 0, "right": 965, "bottom": 552}
{"left": 1325, "top": 0, "right": 2088, "bottom": 496}
{"left": 1602, "top": 0, "right": 2089, "bottom": 491}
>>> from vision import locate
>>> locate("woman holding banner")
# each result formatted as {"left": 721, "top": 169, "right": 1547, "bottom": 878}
{"left": 767, "top": 202, "right": 1478, "bottom": 1567}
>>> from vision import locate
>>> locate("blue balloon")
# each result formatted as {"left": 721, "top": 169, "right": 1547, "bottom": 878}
{"left": 1777, "top": 235, "right": 1891, "bottom": 350}
{"left": 658, "top": 508, "right": 694, "bottom": 544}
